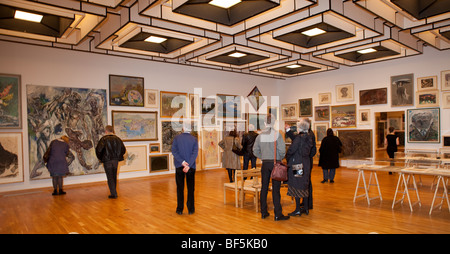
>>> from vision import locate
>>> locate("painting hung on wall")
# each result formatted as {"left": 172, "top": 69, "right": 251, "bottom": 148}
{"left": 359, "top": 88, "right": 387, "bottom": 106}
{"left": 27, "top": 85, "right": 107, "bottom": 179}
{"left": 314, "top": 106, "right": 330, "bottom": 121}
{"left": 407, "top": 108, "right": 440, "bottom": 143}
{"left": 119, "top": 145, "right": 148, "bottom": 173}
{"left": 0, "top": 74, "right": 21, "bottom": 129}
{"left": 337, "top": 130, "right": 372, "bottom": 159}
{"left": 314, "top": 122, "right": 328, "bottom": 144}
{"left": 201, "top": 128, "right": 221, "bottom": 168}
{"left": 391, "top": 73, "right": 414, "bottom": 107}
{"left": 417, "top": 76, "right": 437, "bottom": 91}
{"left": 149, "top": 154, "right": 169, "bottom": 172}
{"left": 330, "top": 104, "right": 356, "bottom": 128}
{"left": 245, "top": 113, "right": 266, "bottom": 131}
{"left": 112, "top": 110, "right": 158, "bottom": 142}
{"left": 299, "top": 98, "right": 312, "bottom": 117}
{"left": 189, "top": 94, "right": 200, "bottom": 118}
{"left": 281, "top": 103, "right": 297, "bottom": 120}
{"left": 336, "top": 83, "right": 354, "bottom": 102}
{"left": 160, "top": 91, "right": 188, "bottom": 118}
{"left": 109, "top": 75, "right": 144, "bottom": 107}
{"left": 442, "top": 92, "right": 450, "bottom": 109}
{"left": 161, "top": 120, "right": 198, "bottom": 153}
{"left": 247, "top": 86, "right": 265, "bottom": 111}
{"left": 358, "top": 109, "right": 370, "bottom": 125}
{"left": 318, "top": 92, "right": 331, "bottom": 104}
{"left": 0, "top": 132, "right": 23, "bottom": 184}
{"left": 416, "top": 90, "right": 439, "bottom": 108}
{"left": 217, "top": 94, "right": 241, "bottom": 118}
{"left": 144, "top": 89, "right": 158, "bottom": 108}
{"left": 441, "top": 70, "right": 450, "bottom": 91}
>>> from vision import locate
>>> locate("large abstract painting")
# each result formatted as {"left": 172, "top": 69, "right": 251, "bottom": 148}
{"left": 27, "top": 85, "right": 107, "bottom": 179}
{"left": 112, "top": 110, "right": 158, "bottom": 141}
{"left": 0, "top": 74, "right": 21, "bottom": 128}
{"left": 0, "top": 132, "right": 23, "bottom": 184}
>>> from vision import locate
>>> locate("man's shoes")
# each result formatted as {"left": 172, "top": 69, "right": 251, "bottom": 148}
{"left": 261, "top": 212, "right": 270, "bottom": 219}
{"left": 274, "top": 215, "right": 290, "bottom": 221}
{"left": 321, "top": 179, "right": 328, "bottom": 183}
{"left": 108, "top": 195, "right": 118, "bottom": 199}
{"left": 176, "top": 210, "right": 183, "bottom": 215}
{"left": 188, "top": 210, "right": 195, "bottom": 215}
{"left": 288, "top": 210, "right": 302, "bottom": 217}
{"left": 58, "top": 190, "right": 66, "bottom": 195}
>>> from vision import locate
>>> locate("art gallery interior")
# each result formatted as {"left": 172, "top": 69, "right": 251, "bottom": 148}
{"left": 0, "top": 0, "right": 449, "bottom": 234}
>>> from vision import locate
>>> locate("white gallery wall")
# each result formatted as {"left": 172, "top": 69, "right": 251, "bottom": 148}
{"left": 0, "top": 40, "right": 449, "bottom": 192}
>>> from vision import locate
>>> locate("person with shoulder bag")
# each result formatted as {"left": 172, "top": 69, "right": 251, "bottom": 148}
{"left": 219, "top": 130, "right": 242, "bottom": 182}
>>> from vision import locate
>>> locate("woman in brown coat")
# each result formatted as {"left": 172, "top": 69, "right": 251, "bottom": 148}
{"left": 219, "top": 131, "right": 241, "bottom": 182}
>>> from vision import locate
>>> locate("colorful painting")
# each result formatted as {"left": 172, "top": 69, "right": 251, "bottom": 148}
{"left": 416, "top": 90, "right": 439, "bottom": 108}
{"left": 201, "top": 128, "right": 221, "bottom": 168}
{"left": 217, "top": 94, "right": 241, "bottom": 118}
{"left": 0, "top": 132, "right": 23, "bottom": 184}
{"left": 160, "top": 91, "right": 188, "bottom": 118}
{"left": 407, "top": 108, "right": 440, "bottom": 143}
{"left": 314, "top": 105, "right": 330, "bottom": 121}
{"left": 331, "top": 104, "right": 356, "bottom": 128}
{"left": 119, "top": 145, "right": 148, "bottom": 173}
{"left": 109, "top": 75, "right": 144, "bottom": 107}
{"left": 112, "top": 110, "right": 158, "bottom": 141}
{"left": 27, "top": 85, "right": 107, "bottom": 179}
{"left": 0, "top": 74, "right": 21, "bottom": 128}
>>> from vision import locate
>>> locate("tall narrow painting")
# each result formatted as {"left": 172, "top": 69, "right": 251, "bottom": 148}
{"left": 27, "top": 85, "right": 107, "bottom": 179}
{"left": 0, "top": 74, "right": 21, "bottom": 128}
{"left": 201, "top": 128, "right": 221, "bottom": 168}
{"left": 391, "top": 73, "right": 414, "bottom": 107}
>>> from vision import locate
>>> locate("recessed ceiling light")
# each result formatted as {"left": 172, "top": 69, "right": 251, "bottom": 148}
{"left": 228, "top": 52, "right": 247, "bottom": 58}
{"left": 209, "top": 0, "right": 242, "bottom": 9}
{"left": 14, "top": 10, "right": 43, "bottom": 23}
{"left": 286, "top": 64, "right": 301, "bottom": 68}
{"left": 301, "top": 28, "right": 326, "bottom": 37}
{"left": 357, "top": 48, "right": 377, "bottom": 54}
{"left": 144, "top": 36, "right": 167, "bottom": 43}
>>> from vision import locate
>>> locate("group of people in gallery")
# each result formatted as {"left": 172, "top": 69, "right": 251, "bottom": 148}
{"left": 42, "top": 114, "right": 355, "bottom": 221}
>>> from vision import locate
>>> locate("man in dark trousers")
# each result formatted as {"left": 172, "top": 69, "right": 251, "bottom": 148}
{"left": 241, "top": 124, "right": 259, "bottom": 170}
{"left": 95, "top": 125, "right": 126, "bottom": 199}
{"left": 172, "top": 122, "right": 199, "bottom": 215}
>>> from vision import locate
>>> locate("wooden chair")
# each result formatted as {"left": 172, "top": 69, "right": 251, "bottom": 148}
{"left": 223, "top": 168, "right": 262, "bottom": 212}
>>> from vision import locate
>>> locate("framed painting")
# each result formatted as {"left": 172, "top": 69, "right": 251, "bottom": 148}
{"left": 330, "top": 104, "right": 356, "bottom": 128}
{"left": 314, "top": 122, "right": 329, "bottom": 144}
{"left": 109, "top": 74, "right": 144, "bottom": 107}
{"left": 416, "top": 90, "right": 439, "bottom": 108}
{"left": 336, "top": 83, "right": 354, "bottom": 102}
{"left": 119, "top": 145, "right": 148, "bottom": 173}
{"left": 391, "top": 73, "right": 414, "bottom": 107}
{"left": 144, "top": 89, "right": 158, "bottom": 108}
{"left": 407, "top": 108, "right": 440, "bottom": 143}
{"left": 201, "top": 97, "right": 216, "bottom": 127}
{"left": 284, "top": 120, "right": 298, "bottom": 143}
{"left": 441, "top": 70, "right": 450, "bottom": 91}
{"left": 201, "top": 128, "right": 221, "bottom": 168}
{"left": 160, "top": 91, "right": 188, "bottom": 118}
{"left": 443, "top": 136, "right": 450, "bottom": 147}
{"left": 359, "top": 88, "right": 387, "bottom": 105}
{"left": 314, "top": 105, "right": 330, "bottom": 121}
{"left": 217, "top": 94, "right": 241, "bottom": 118}
{"left": 0, "top": 74, "right": 21, "bottom": 129}
{"left": 442, "top": 92, "right": 450, "bottom": 109}
{"left": 161, "top": 120, "right": 198, "bottom": 153}
{"left": 417, "top": 76, "right": 437, "bottom": 91}
{"left": 0, "top": 132, "right": 23, "bottom": 184}
{"left": 189, "top": 93, "right": 200, "bottom": 118}
{"left": 268, "top": 106, "right": 278, "bottom": 120}
{"left": 358, "top": 109, "right": 370, "bottom": 125}
{"left": 149, "top": 143, "right": 160, "bottom": 153}
{"left": 318, "top": 92, "right": 331, "bottom": 104}
{"left": 112, "top": 110, "right": 158, "bottom": 141}
{"left": 247, "top": 86, "right": 265, "bottom": 111}
{"left": 245, "top": 113, "right": 266, "bottom": 131}
{"left": 27, "top": 85, "right": 107, "bottom": 180}
{"left": 337, "top": 130, "right": 372, "bottom": 159}
{"left": 299, "top": 98, "right": 312, "bottom": 117}
{"left": 149, "top": 154, "right": 170, "bottom": 173}
{"left": 281, "top": 103, "right": 297, "bottom": 120}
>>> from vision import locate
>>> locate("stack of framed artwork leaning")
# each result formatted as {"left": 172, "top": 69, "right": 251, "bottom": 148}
{"left": 281, "top": 70, "right": 450, "bottom": 160}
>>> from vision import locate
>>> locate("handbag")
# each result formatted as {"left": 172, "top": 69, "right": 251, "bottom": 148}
{"left": 231, "top": 137, "right": 244, "bottom": 156}
{"left": 271, "top": 132, "right": 288, "bottom": 181}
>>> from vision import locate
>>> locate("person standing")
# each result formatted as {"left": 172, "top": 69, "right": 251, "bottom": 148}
{"left": 286, "top": 119, "right": 313, "bottom": 216}
{"left": 318, "top": 128, "right": 342, "bottom": 183}
{"left": 44, "top": 135, "right": 74, "bottom": 195}
{"left": 219, "top": 131, "right": 241, "bottom": 182}
{"left": 241, "top": 124, "right": 258, "bottom": 170}
{"left": 385, "top": 127, "right": 399, "bottom": 166}
{"left": 253, "top": 114, "right": 289, "bottom": 221}
{"left": 95, "top": 125, "right": 126, "bottom": 199}
{"left": 172, "top": 122, "right": 199, "bottom": 215}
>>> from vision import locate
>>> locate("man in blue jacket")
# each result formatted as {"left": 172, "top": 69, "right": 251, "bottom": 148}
{"left": 171, "top": 121, "right": 199, "bottom": 215}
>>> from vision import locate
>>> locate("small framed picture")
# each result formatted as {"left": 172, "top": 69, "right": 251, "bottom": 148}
{"left": 358, "top": 109, "right": 370, "bottom": 125}
{"left": 149, "top": 143, "right": 160, "bottom": 153}
{"left": 336, "top": 83, "right": 354, "bottom": 102}
{"left": 441, "top": 70, "right": 450, "bottom": 91}
{"left": 417, "top": 76, "right": 437, "bottom": 91}
{"left": 318, "top": 92, "right": 331, "bottom": 104}
{"left": 149, "top": 154, "right": 170, "bottom": 173}
{"left": 281, "top": 103, "right": 298, "bottom": 120}
{"left": 416, "top": 90, "right": 439, "bottom": 108}
{"left": 145, "top": 89, "right": 158, "bottom": 108}
{"left": 442, "top": 92, "right": 450, "bottom": 109}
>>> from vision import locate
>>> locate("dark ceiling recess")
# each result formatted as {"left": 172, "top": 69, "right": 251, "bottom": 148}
{"left": 119, "top": 32, "right": 194, "bottom": 54}
{"left": 206, "top": 50, "right": 269, "bottom": 65}
{"left": 172, "top": 0, "right": 280, "bottom": 26}
{"left": 268, "top": 64, "right": 320, "bottom": 75}
{"left": 439, "top": 30, "right": 450, "bottom": 41}
{"left": 273, "top": 22, "right": 355, "bottom": 48}
{"left": 334, "top": 45, "right": 400, "bottom": 62}
{"left": 0, "top": 4, "right": 73, "bottom": 37}
{"left": 391, "top": 0, "right": 450, "bottom": 20}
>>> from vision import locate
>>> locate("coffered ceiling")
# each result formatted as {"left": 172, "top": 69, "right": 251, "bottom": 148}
{"left": 0, "top": 0, "right": 449, "bottom": 79}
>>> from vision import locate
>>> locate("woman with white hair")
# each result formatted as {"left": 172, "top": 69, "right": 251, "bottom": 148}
{"left": 285, "top": 118, "right": 313, "bottom": 216}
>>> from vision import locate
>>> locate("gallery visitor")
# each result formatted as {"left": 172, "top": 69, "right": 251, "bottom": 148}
{"left": 241, "top": 124, "right": 259, "bottom": 170}
{"left": 219, "top": 130, "right": 242, "bottom": 182}
{"left": 318, "top": 128, "right": 342, "bottom": 183}
{"left": 44, "top": 135, "right": 74, "bottom": 196}
{"left": 253, "top": 114, "right": 289, "bottom": 221}
{"left": 95, "top": 125, "right": 126, "bottom": 199}
{"left": 171, "top": 122, "right": 199, "bottom": 215}
{"left": 285, "top": 118, "right": 313, "bottom": 216}
{"left": 385, "top": 126, "right": 400, "bottom": 169}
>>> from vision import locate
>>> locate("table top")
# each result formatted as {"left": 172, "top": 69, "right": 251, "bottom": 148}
{"left": 347, "top": 164, "right": 450, "bottom": 177}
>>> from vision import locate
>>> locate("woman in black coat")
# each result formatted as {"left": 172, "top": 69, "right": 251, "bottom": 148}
{"left": 318, "top": 128, "right": 342, "bottom": 183}
{"left": 286, "top": 119, "right": 313, "bottom": 216}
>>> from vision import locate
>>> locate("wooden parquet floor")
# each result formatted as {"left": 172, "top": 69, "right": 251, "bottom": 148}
{"left": 1, "top": 166, "right": 449, "bottom": 234}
